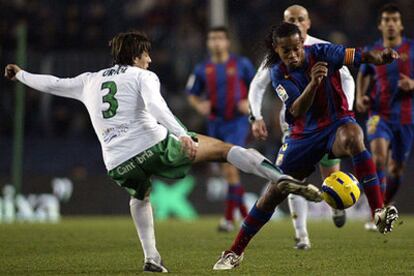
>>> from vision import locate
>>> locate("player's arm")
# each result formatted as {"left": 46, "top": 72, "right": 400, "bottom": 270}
{"left": 248, "top": 62, "right": 270, "bottom": 140}
{"left": 289, "top": 62, "right": 328, "bottom": 118}
{"left": 398, "top": 73, "right": 414, "bottom": 92}
{"left": 188, "top": 95, "right": 210, "bottom": 117}
{"left": 186, "top": 66, "right": 210, "bottom": 117}
{"left": 237, "top": 57, "right": 256, "bottom": 115}
{"left": 313, "top": 44, "right": 399, "bottom": 68}
{"left": 360, "top": 48, "right": 399, "bottom": 65}
{"left": 356, "top": 65, "right": 374, "bottom": 113}
{"left": 4, "top": 64, "right": 85, "bottom": 100}
{"left": 141, "top": 72, "right": 197, "bottom": 159}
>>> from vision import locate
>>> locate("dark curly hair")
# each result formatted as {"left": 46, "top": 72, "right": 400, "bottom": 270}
{"left": 264, "top": 22, "right": 302, "bottom": 68}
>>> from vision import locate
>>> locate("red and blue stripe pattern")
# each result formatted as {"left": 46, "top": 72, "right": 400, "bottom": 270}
{"left": 272, "top": 45, "right": 354, "bottom": 139}
{"left": 362, "top": 38, "right": 414, "bottom": 125}
{"left": 187, "top": 55, "right": 255, "bottom": 121}
{"left": 230, "top": 204, "right": 273, "bottom": 255}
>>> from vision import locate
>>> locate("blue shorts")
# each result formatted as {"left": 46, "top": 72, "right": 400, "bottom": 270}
{"left": 276, "top": 117, "right": 356, "bottom": 178}
{"left": 366, "top": 115, "right": 414, "bottom": 163}
{"left": 207, "top": 116, "right": 249, "bottom": 146}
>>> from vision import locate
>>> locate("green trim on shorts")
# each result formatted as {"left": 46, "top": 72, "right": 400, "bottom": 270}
{"left": 108, "top": 132, "right": 196, "bottom": 199}
{"left": 319, "top": 154, "right": 340, "bottom": 168}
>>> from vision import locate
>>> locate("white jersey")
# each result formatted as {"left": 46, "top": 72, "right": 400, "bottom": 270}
{"left": 16, "top": 65, "right": 188, "bottom": 170}
{"left": 248, "top": 34, "right": 356, "bottom": 136}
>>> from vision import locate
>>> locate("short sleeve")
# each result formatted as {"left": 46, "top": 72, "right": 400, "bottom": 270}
{"left": 186, "top": 64, "right": 205, "bottom": 96}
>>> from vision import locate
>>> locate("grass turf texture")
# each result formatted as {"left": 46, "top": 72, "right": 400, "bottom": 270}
{"left": 1, "top": 216, "right": 413, "bottom": 275}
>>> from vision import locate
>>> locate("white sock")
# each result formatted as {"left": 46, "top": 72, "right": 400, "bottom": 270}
{"left": 227, "top": 146, "right": 284, "bottom": 183}
{"left": 288, "top": 194, "right": 309, "bottom": 239}
{"left": 130, "top": 197, "right": 161, "bottom": 263}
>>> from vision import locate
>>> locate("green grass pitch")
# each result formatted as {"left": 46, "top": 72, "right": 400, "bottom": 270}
{"left": 1, "top": 216, "right": 413, "bottom": 275}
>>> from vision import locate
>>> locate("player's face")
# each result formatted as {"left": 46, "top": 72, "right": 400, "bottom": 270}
{"left": 284, "top": 9, "right": 311, "bottom": 39}
{"left": 207, "top": 31, "right": 230, "bottom": 55}
{"left": 378, "top": 12, "right": 403, "bottom": 40}
{"left": 134, "top": 51, "right": 152, "bottom": 69}
{"left": 275, "top": 34, "right": 305, "bottom": 68}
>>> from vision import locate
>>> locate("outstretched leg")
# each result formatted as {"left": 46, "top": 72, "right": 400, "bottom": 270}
{"left": 194, "top": 135, "right": 291, "bottom": 185}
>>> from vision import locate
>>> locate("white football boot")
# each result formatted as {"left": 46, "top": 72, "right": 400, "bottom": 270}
{"left": 143, "top": 258, "right": 168, "bottom": 273}
{"left": 374, "top": 205, "right": 399, "bottom": 234}
{"left": 294, "top": 236, "right": 311, "bottom": 250}
{"left": 213, "top": 251, "right": 244, "bottom": 270}
{"left": 277, "top": 176, "right": 323, "bottom": 202}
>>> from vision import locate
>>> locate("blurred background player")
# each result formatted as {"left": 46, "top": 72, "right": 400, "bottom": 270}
{"left": 356, "top": 4, "right": 414, "bottom": 231}
{"left": 214, "top": 23, "right": 399, "bottom": 271}
{"left": 248, "top": 5, "right": 355, "bottom": 249}
{"left": 187, "top": 26, "right": 256, "bottom": 232}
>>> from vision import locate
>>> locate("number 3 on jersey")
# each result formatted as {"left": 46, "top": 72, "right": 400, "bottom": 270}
{"left": 101, "top": 81, "right": 118, "bottom": 119}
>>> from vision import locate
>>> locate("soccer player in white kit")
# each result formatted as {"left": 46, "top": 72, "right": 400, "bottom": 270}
{"left": 248, "top": 5, "right": 355, "bottom": 250}
{"left": 5, "top": 31, "right": 322, "bottom": 273}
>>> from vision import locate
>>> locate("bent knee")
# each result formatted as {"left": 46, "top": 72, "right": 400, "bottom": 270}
{"left": 372, "top": 154, "right": 387, "bottom": 169}
{"left": 337, "top": 126, "right": 365, "bottom": 156}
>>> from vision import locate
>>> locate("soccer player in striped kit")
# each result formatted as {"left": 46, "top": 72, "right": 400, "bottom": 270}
{"left": 214, "top": 22, "right": 399, "bottom": 270}
{"left": 187, "top": 26, "right": 256, "bottom": 232}
{"left": 248, "top": 4, "right": 355, "bottom": 250}
{"left": 356, "top": 4, "right": 414, "bottom": 231}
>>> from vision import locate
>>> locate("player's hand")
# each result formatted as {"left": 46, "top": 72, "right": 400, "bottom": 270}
{"left": 310, "top": 62, "right": 328, "bottom": 86}
{"left": 380, "top": 48, "right": 399, "bottom": 64}
{"left": 4, "top": 64, "right": 21, "bottom": 81}
{"left": 251, "top": 119, "right": 268, "bottom": 140}
{"left": 356, "top": 95, "right": 370, "bottom": 113}
{"left": 237, "top": 99, "right": 249, "bottom": 115}
{"left": 179, "top": 135, "right": 197, "bottom": 160}
{"left": 196, "top": 101, "right": 211, "bottom": 117}
{"left": 398, "top": 73, "right": 414, "bottom": 92}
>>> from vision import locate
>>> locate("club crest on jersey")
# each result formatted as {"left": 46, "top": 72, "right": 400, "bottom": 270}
{"left": 226, "top": 67, "right": 236, "bottom": 75}
{"left": 276, "top": 84, "right": 289, "bottom": 102}
{"left": 205, "top": 67, "right": 214, "bottom": 74}
{"left": 400, "top": 52, "right": 408, "bottom": 62}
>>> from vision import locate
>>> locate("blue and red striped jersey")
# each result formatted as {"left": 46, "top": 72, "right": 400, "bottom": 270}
{"left": 186, "top": 54, "right": 256, "bottom": 120}
{"left": 360, "top": 38, "right": 414, "bottom": 125}
{"left": 270, "top": 44, "right": 362, "bottom": 139}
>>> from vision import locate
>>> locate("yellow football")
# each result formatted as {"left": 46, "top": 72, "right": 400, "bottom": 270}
{"left": 322, "top": 171, "right": 362, "bottom": 210}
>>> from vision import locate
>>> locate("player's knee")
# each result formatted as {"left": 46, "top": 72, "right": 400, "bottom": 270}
{"left": 372, "top": 154, "right": 387, "bottom": 169}
{"left": 341, "top": 130, "right": 365, "bottom": 156}
{"left": 220, "top": 142, "right": 234, "bottom": 160}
